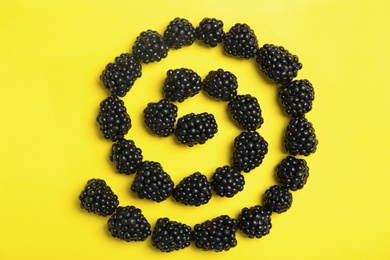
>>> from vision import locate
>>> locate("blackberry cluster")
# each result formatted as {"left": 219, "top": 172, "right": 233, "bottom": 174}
{"left": 263, "top": 185, "right": 293, "bottom": 213}
{"left": 163, "top": 68, "right": 202, "bottom": 102}
{"left": 110, "top": 139, "right": 143, "bottom": 175}
{"left": 237, "top": 206, "right": 272, "bottom": 238}
{"left": 284, "top": 116, "right": 318, "bottom": 156}
{"left": 96, "top": 96, "right": 131, "bottom": 142}
{"left": 172, "top": 172, "right": 212, "bottom": 206}
{"left": 174, "top": 112, "right": 218, "bottom": 147}
{"left": 143, "top": 99, "right": 178, "bottom": 137}
{"left": 107, "top": 206, "right": 151, "bottom": 242}
{"left": 100, "top": 53, "right": 142, "bottom": 97}
{"left": 256, "top": 44, "right": 302, "bottom": 84}
{"left": 131, "top": 161, "right": 174, "bottom": 202}
{"left": 195, "top": 18, "right": 225, "bottom": 47}
{"left": 79, "top": 179, "right": 119, "bottom": 217}
{"left": 224, "top": 23, "right": 258, "bottom": 59}
{"left": 163, "top": 18, "right": 196, "bottom": 49}
{"left": 279, "top": 79, "right": 315, "bottom": 117}
{"left": 132, "top": 30, "right": 169, "bottom": 63}
{"left": 228, "top": 94, "right": 264, "bottom": 131}
{"left": 151, "top": 217, "right": 192, "bottom": 252}
{"left": 192, "top": 215, "right": 238, "bottom": 252}
{"left": 203, "top": 69, "right": 238, "bottom": 101}
{"left": 276, "top": 156, "right": 309, "bottom": 191}
{"left": 211, "top": 166, "right": 244, "bottom": 198}
{"left": 232, "top": 131, "right": 268, "bottom": 173}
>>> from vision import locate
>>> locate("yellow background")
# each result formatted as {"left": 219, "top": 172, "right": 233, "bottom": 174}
{"left": 1, "top": 0, "right": 389, "bottom": 259}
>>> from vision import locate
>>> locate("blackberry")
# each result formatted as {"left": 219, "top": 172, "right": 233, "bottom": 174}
{"left": 203, "top": 69, "right": 238, "bottom": 101}
{"left": 223, "top": 23, "right": 258, "bottom": 59}
{"left": 279, "top": 79, "right": 315, "bottom": 117}
{"left": 174, "top": 112, "right": 218, "bottom": 147}
{"left": 100, "top": 53, "right": 142, "bottom": 97}
{"left": 284, "top": 116, "right": 318, "bottom": 156}
{"left": 192, "top": 215, "right": 238, "bottom": 252}
{"left": 172, "top": 172, "right": 212, "bottom": 206}
{"left": 163, "top": 68, "right": 202, "bottom": 103}
{"left": 256, "top": 44, "right": 302, "bottom": 84}
{"left": 107, "top": 206, "right": 151, "bottom": 242}
{"left": 110, "top": 139, "right": 143, "bottom": 175}
{"left": 211, "top": 166, "right": 244, "bottom": 198}
{"left": 151, "top": 217, "right": 192, "bottom": 252}
{"left": 237, "top": 205, "right": 272, "bottom": 238}
{"left": 79, "top": 178, "right": 119, "bottom": 217}
{"left": 263, "top": 185, "right": 293, "bottom": 213}
{"left": 163, "top": 18, "right": 196, "bottom": 49}
{"left": 96, "top": 96, "right": 131, "bottom": 142}
{"left": 195, "top": 18, "right": 225, "bottom": 47}
{"left": 131, "top": 161, "right": 174, "bottom": 202}
{"left": 143, "top": 99, "right": 178, "bottom": 137}
{"left": 228, "top": 94, "right": 264, "bottom": 131}
{"left": 276, "top": 156, "right": 309, "bottom": 191}
{"left": 132, "top": 30, "right": 169, "bottom": 63}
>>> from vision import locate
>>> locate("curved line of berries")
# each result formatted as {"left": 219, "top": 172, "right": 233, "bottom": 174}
{"left": 79, "top": 17, "right": 318, "bottom": 252}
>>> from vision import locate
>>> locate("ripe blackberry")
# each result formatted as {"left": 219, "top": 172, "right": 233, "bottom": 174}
{"left": 211, "top": 166, "right": 244, "bottom": 198}
{"left": 143, "top": 99, "right": 178, "bottom": 137}
{"left": 256, "top": 44, "right": 302, "bottom": 84}
{"left": 163, "top": 18, "right": 196, "bottom": 49}
{"left": 100, "top": 53, "right": 142, "bottom": 97}
{"left": 172, "top": 172, "right": 212, "bottom": 206}
{"left": 131, "top": 161, "right": 174, "bottom": 202}
{"left": 110, "top": 139, "right": 143, "bottom": 175}
{"left": 151, "top": 217, "right": 192, "bottom": 252}
{"left": 79, "top": 178, "right": 119, "bottom": 217}
{"left": 237, "top": 205, "right": 272, "bottom": 238}
{"left": 195, "top": 18, "right": 225, "bottom": 47}
{"left": 284, "top": 116, "right": 318, "bottom": 156}
{"left": 223, "top": 23, "right": 258, "bottom": 59}
{"left": 132, "top": 30, "right": 169, "bottom": 64}
{"left": 192, "top": 215, "right": 238, "bottom": 252}
{"left": 276, "top": 156, "right": 309, "bottom": 191}
{"left": 96, "top": 96, "right": 131, "bottom": 142}
{"left": 174, "top": 112, "right": 218, "bottom": 147}
{"left": 107, "top": 206, "right": 151, "bottom": 242}
{"left": 232, "top": 131, "right": 268, "bottom": 173}
{"left": 279, "top": 79, "right": 315, "bottom": 117}
{"left": 263, "top": 185, "right": 293, "bottom": 213}
{"left": 163, "top": 68, "right": 202, "bottom": 102}
{"left": 228, "top": 94, "right": 264, "bottom": 131}
{"left": 203, "top": 69, "right": 238, "bottom": 101}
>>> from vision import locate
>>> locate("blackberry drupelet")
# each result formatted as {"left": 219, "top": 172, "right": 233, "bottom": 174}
{"left": 192, "top": 215, "right": 238, "bottom": 252}
{"left": 96, "top": 96, "right": 131, "bottom": 142}
{"left": 132, "top": 30, "right": 169, "bottom": 63}
{"left": 163, "top": 18, "right": 196, "bottom": 49}
{"left": 263, "top": 185, "right": 293, "bottom": 213}
{"left": 174, "top": 112, "right": 218, "bottom": 147}
{"left": 107, "top": 205, "right": 151, "bottom": 242}
{"left": 237, "top": 205, "right": 272, "bottom": 238}
{"left": 203, "top": 69, "right": 238, "bottom": 101}
{"left": 110, "top": 139, "right": 143, "bottom": 175}
{"left": 151, "top": 217, "right": 192, "bottom": 252}
{"left": 79, "top": 178, "right": 119, "bottom": 217}
{"left": 131, "top": 161, "right": 174, "bottom": 202}
{"left": 163, "top": 68, "right": 202, "bottom": 102}
{"left": 100, "top": 53, "right": 142, "bottom": 97}
{"left": 195, "top": 18, "right": 225, "bottom": 47}
{"left": 232, "top": 131, "right": 268, "bottom": 173}
{"left": 276, "top": 156, "right": 309, "bottom": 191}
{"left": 279, "top": 79, "right": 315, "bottom": 117}
{"left": 256, "top": 44, "right": 302, "bottom": 84}
{"left": 211, "top": 166, "right": 244, "bottom": 198}
{"left": 223, "top": 23, "right": 258, "bottom": 59}
{"left": 172, "top": 172, "right": 212, "bottom": 206}
{"left": 284, "top": 116, "right": 318, "bottom": 156}
{"left": 143, "top": 99, "right": 178, "bottom": 137}
{"left": 228, "top": 94, "right": 264, "bottom": 131}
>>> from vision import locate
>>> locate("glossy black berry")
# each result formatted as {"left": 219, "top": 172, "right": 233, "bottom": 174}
{"left": 228, "top": 94, "right": 264, "bottom": 131}
{"left": 144, "top": 99, "right": 178, "bottom": 137}
{"left": 211, "top": 166, "right": 244, "bottom": 198}
{"left": 195, "top": 18, "right": 225, "bottom": 47}
{"left": 224, "top": 23, "right": 258, "bottom": 59}
{"left": 237, "top": 205, "right": 272, "bottom": 238}
{"left": 284, "top": 116, "right": 318, "bottom": 156}
{"left": 172, "top": 172, "right": 212, "bottom": 206}
{"left": 132, "top": 30, "right": 169, "bottom": 63}
{"left": 110, "top": 139, "right": 143, "bottom": 174}
{"left": 163, "top": 68, "right": 202, "bottom": 102}
{"left": 276, "top": 156, "right": 309, "bottom": 191}
{"left": 279, "top": 79, "right": 315, "bottom": 117}
{"left": 163, "top": 18, "right": 195, "bottom": 49}
{"left": 263, "top": 185, "right": 293, "bottom": 213}
{"left": 203, "top": 69, "right": 238, "bottom": 101}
